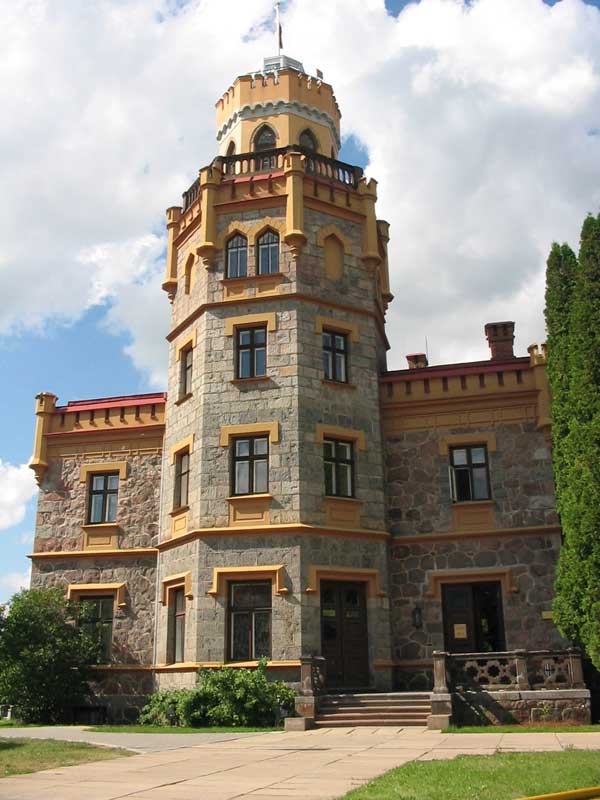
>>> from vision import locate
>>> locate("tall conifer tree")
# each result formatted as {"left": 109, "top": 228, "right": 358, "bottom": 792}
{"left": 549, "top": 214, "right": 600, "bottom": 667}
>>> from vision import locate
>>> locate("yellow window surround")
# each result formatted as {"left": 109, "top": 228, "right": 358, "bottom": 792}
{"left": 176, "top": 330, "right": 197, "bottom": 359}
{"left": 161, "top": 571, "right": 193, "bottom": 605}
{"left": 424, "top": 568, "right": 518, "bottom": 600}
{"left": 304, "top": 566, "right": 386, "bottom": 597}
{"left": 219, "top": 421, "right": 280, "bottom": 446}
{"left": 215, "top": 217, "right": 286, "bottom": 251}
{"left": 439, "top": 432, "right": 497, "bottom": 456}
{"left": 314, "top": 315, "right": 359, "bottom": 342}
{"left": 67, "top": 582, "right": 126, "bottom": 611}
{"left": 207, "top": 565, "right": 288, "bottom": 597}
{"left": 315, "top": 424, "right": 366, "bottom": 450}
{"left": 79, "top": 461, "right": 128, "bottom": 483}
{"left": 170, "top": 434, "right": 195, "bottom": 464}
{"left": 224, "top": 312, "right": 277, "bottom": 336}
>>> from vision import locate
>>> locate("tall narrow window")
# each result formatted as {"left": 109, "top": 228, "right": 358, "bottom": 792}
{"left": 179, "top": 347, "right": 193, "bottom": 398}
{"left": 253, "top": 125, "right": 277, "bottom": 170}
{"left": 184, "top": 253, "right": 194, "bottom": 294}
{"left": 322, "top": 330, "right": 348, "bottom": 382}
{"left": 237, "top": 327, "right": 266, "bottom": 379}
{"left": 232, "top": 436, "right": 269, "bottom": 495}
{"left": 256, "top": 230, "right": 279, "bottom": 275}
{"left": 299, "top": 129, "right": 318, "bottom": 153}
{"left": 174, "top": 450, "right": 190, "bottom": 509}
{"left": 226, "top": 234, "right": 248, "bottom": 279}
{"left": 168, "top": 587, "right": 186, "bottom": 664}
{"left": 229, "top": 581, "right": 272, "bottom": 661}
{"left": 450, "top": 445, "right": 491, "bottom": 502}
{"left": 80, "top": 596, "right": 114, "bottom": 661}
{"left": 324, "top": 439, "right": 354, "bottom": 498}
{"left": 88, "top": 473, "right": 119, "bottom": 524}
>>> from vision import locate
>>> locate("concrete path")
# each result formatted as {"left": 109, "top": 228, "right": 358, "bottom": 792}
{"left": 2, "top": 726, "right": 600, "bottom": 800}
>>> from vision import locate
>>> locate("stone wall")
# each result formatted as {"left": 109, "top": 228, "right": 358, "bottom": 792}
{"left": 452, "top": 690, "right": 591, "bottom": 725}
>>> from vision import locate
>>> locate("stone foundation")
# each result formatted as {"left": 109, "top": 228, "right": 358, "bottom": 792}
{"left": 452, "top": 689, "right": 592, "bottom": 726}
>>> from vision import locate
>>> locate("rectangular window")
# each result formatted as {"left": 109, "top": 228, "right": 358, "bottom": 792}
{"left": 322, "top": 330, "right": 348, "bottom": 382}
{"left": 236, "top": 327, "right": 267, "bottom": 379}
{"left": 179, "top": 347, "right": 193, "bottom": 398}
{"left": 167, "top": 587, "right": 186, "bottom": 664}
{"left": 450, "top": 445, "right": 491, "bottom": 502}
{"left": 88, "top": 473, "right": 119, "bottom": 524}
{"left": 174, "top": 450, "right": 190, "bottom": 509}
{"left": 323, "top": 439, "right": 354, "bottom": 498}
{"left": 229, "top": 581, "right": 272, "bottom": 661}
{"left": 232, "top": 436, "right": 269, "bottom": 495}
{"left": 80, "top": 595, "right": 113, "bottom": 661}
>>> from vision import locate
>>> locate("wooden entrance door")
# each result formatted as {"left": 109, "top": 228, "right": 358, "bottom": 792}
{"left": 321, "top": 581, "right": 369, "bottom": 688}
{"left": 442, "top": 581, "right": 506, "bottom": 653}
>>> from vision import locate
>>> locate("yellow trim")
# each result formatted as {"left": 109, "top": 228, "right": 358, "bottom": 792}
{"left": 425, "top": 568, "right": 518, "bottom": 600}
{"left": 161, "top": 571, "right": 193, "bottom": 605}
{"left": 29, "top": 548, "right": 157, "bottom": 559}
{"left": 79, "top": 461, "right": 128, "bottom": 483}
{"left": 324, "top": 497, "right": 363, "bottom": 529}
{"left": 305, "top": 566, "right": 387, "bottom": 597}
{"left": 228, "top": 494, "right": 271, "bottom": 527}
{"left": 315, "top": 424, "right": 366, "bottom": 450}
{"left": 542, "top": 610, "right": 554, "bottom": 620}
{"left": 68, "top": 582, "right": 126, "bottom": 610}
{"left": 438, "top": 432, "right": 497, "bottom": 456}
{"left": 81, "top": 523, "right": 119, "bottom": 550}
{"left": 219, "top": 422, "right": 279, "bottom": 446}
{"left": 215, "top": 217, "right": 287, "bottom": 251}
{"left": 170, "top": 434, "right": 194, "bottom": 464}
{"left": 207, "top": 565, "right": 288, "bottom": 597}
{"left": 224, "top": 312, "right": 277, "bottom": 336}
{"left": 315, "top": 224, "right": 353, "bottom": 255}
{"left": 176, "top": 330, "right": 196, "bottom": 360}
{"left": 314, "top": 315, "right": 359, "bottom": 342}
{"left": 518, "top": 789, "right": 600, "bottom": 800}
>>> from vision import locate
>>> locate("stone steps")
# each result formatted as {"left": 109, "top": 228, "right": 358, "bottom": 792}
{"left": 315, "top": 692, "right": 432, "bottom": 728}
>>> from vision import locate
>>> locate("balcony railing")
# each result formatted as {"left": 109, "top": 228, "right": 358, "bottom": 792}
{"left": 181, "top": 147, "right": 364, "bottom": 211}
{"left": 433, "top": 649, "right": 586, "bottom": 693}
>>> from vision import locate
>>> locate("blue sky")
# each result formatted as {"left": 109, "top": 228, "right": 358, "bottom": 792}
{"left": 1, "top": 0, "right": 599, "bottom": 602}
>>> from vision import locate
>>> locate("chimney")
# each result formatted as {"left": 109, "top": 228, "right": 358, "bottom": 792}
{"left": 406, "top": 353, "right": 428, "bottom": 369}
{"left": 485, "top": 321, "right": 515, "bottom": 361}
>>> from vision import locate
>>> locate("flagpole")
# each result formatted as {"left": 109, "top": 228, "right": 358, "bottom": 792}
{"left": 275, "top": 0, "right": 282, "bottom": 57}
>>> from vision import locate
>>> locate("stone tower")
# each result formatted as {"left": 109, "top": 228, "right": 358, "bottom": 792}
{"left": 157, "top": 54, "right": 394, "bottom": 691}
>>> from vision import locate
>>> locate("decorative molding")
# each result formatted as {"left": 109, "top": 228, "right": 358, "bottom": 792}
{"left": 451, "top": 500, "right": 495, "bottom": 534}
{"left": 176, "top": 330, "right": 196, "bottom": 359}
{"left": 224, "top": 312, "right": 277, "bottom": 336}
{"left": 79, "top": 461, "right": 128, "bottom": 483}
{"left": 68, "top": 582, "right": 126, "bottom": 611}
{"left": 315, "top": 224, "right": 353, "bottom": 255}
{"left": 219, "top": 421, "right": 279, "bottom": 446}
{"left": 424, "top": 568, "right": 518, "bottom": 600}
{"left": 314, "top": 315, "right": 360, "bottom": 342}
{"left": 207, "top": 565, "right": 288, "bottom": 597}
{"left": 29, "top": 548, "right": 157, "bottom": 560}
{"left": 439, "top": 432, "right": 497, "bottom": 456}
{"left": 169, "top": 434, "right": 194, "bottom": 464}
{"left": 171, "top": 509, "right": 188, "bottom": 538}
{"left": 215, "top": 217, "right": 286, "bottom": 251}
{"left": 161, "top": 571, "right": 193, "bottom": 605}
{"left": 324, "top": 497, "right": 363, "bottom": 529}
{"left": 304, "top": 566, "right": 387, "bottom": 597}
{"left": 227, "top": 494, "right": 271, "bottom": 527}
{"left": 315, "top": 424, "right": 366, "bottom": 450}
{"left": 81, "top": 523, "right": 119, "bottom": 550}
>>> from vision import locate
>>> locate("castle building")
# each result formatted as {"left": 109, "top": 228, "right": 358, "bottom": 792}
{"left": 28, "top": 54, "right": 589, "bottom": 725}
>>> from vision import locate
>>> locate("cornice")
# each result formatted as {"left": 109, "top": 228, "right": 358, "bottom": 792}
{"left": 29, "top": 548, "right": 158, "bottom": 560}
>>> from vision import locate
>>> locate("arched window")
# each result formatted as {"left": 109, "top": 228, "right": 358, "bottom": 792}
{"left": 256, "top": 230, "right": 279, "bottom": 275}
{"left": 226, "top": 234, "right": 248, "bottom": 279}
{"left": 226, "top": 141, "right": 236, "bottom": 156}
{"left": 254, "top": 125, "right": 276, "bottom": 152}
{"left": 299, "top": 129, "right": 318, "bottom": 153}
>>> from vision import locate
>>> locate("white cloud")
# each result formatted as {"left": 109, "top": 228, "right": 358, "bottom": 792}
{"left": 0, "top": 570, "right": 31, "bottom": 602}
{"left": 0, "top": 461, "right": 37, "bottom": 531}
{"left": 1, "top": 0, "right": 599, "bottom": 376}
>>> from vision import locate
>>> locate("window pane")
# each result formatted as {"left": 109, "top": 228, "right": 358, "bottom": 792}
{"left": 254, "top": 459, "right": 268, "bottom": 493}
{"left": 323, "top": 440, "right": 335, "bottom": 459}
{"left": 254, "top": 437, "right": 268, "bottom": 456}
{"left": 239, "top": 248, "right": 247, "bottom": 277}
{"left": 236, "top": 439, "right": 250, "bottom": 457}
{"left": 254, "top": 611, "right": 271, "bottom": 658}
{"left": 107, "top": 475, "right": 119, "bottom": 491}
{"left": 90, "top": 494, "right": 104, "bottom": 524}
{"left": 254, "top": 329, "right": 266, "bottom": 345}
{"left": 235, "top": 461, "right": 250, "bottom": 495}
{"left": 239, "top": 331, "right": 251, "bottom": 346}
{"left": 175, "top": 617, "right": 185, "bottom": 662}
{"left": 180, "top": 453, "right": 189, "bottom": 474}
{"left": 175, "top": 589, "right": 185, "bottom": 613}
{"left": 99, "top": 623, "right": 112, "bottom": 661}
{"left": 452, "top": 449, "right": 468, "bottom": 466}
{"left": 239, "top": 349, "right": 251, "bottom": 378}
{"left": 323, "top": 351, "right": 333, "bottom": 379}
{"left": 336, "top": 441, "right": 352, "bottom": 461}
{"left": 92, "top": 475, "right": 105, "bottom": 491}
{"left": 454, "top": 468, "right": 472, "bottom": 501}
{"left": 232, "top": 612, "right": 251, "bottom": 660}
{"left": 106, "top": 492, "right": 118, "bottom": 522}
{"left": 324, "top": 460, "right": 335, "bottom": 495}
{"left": 472, "top": 467, "right": 489, "bottom": 499}
{"left": 334, "top": 353, "right": 346, "bottom": 382}
{"left": 334, "top": 335, "right": 346, "bottom": 351}
{"left": 254, "top": 347, "right": 266, "bottom": 376}
{"left": 322, "top": 332, "right": 332, "bottom": 348}
{"left": 338, "top": 463, "right": 352, "bottom": 497}
{"left": 179, "top": 472, "right": 189, "bottom": 506}
{"left": 471, "top": 447, "right": 486, "bottom": 464}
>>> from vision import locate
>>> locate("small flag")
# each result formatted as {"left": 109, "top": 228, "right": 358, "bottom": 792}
{"left": 275, "top": 1, "right": 283, "bottom": 54}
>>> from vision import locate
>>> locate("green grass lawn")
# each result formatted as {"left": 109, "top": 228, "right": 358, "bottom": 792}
{"left": 343, "top": 751, "right": 600, "bottom": 800}
{"left": 0, "top": 738, "right": 129, "bottom": 778}
{"left": 445, "top": 724, "right": 600, "bottom": 734}
{"left": 85, "top": 724, "right": 280, "bottom": 734}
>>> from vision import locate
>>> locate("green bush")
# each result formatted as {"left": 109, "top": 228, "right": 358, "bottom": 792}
{"left": 139, "top": 659, "right": 295, "bottom": 728}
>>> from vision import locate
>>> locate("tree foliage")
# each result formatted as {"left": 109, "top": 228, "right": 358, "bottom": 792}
{"left": 546, "top": 214, "right": 600, "bottom": 668}
{"left": 0, "top": 588, "right": 100, "bottom": 723}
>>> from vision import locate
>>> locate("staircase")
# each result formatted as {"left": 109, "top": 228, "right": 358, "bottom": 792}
{"left": 315, "top": 692, "right": 432, "bottom": 728}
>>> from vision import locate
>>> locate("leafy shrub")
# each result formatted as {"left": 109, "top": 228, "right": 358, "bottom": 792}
{"left": 139, "top": 659, "right": 295, "bottom": 728}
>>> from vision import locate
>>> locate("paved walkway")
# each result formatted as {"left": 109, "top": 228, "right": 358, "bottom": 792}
{"left": 2, "top": 726, "right": 600, "bottom": 799}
